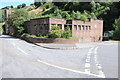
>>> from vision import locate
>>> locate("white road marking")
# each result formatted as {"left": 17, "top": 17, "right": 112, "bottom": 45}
{"left": 9, "top": 40, "right": 29, "bottom": 55}
{"left": 87, "top": 56, "right": 90, "bottom": 59}
{"left": 85, "top": 63, "right": 90, "bottom": 68}
{"left": 88, "top": 47, "right": 94, "bottom": 53}
{"left": 17, "top": 47, "right": 29, "bottom": 55}
{"left": 37, "top": 60, "right": 105, "bottom": 78}
{"left": 84, "top": 47, "right": 94, "bottom": 74}
{"left": 93, "top": 46, "right": 105, "bottom": 78}
{"left": 85, "top": 69, "right": 90, "bottom": 74}
{"left": 94, "top": 46, "right": 98, "bottom": 53}
{"left": 86, "top": 58, "right": 90, "bottom": 63}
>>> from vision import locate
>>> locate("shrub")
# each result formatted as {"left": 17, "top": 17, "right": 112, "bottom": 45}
{"left": 48, "top": 25, "right": 72, "bottom": 39}
{"left": 27, "top": 7, "right": 34, "bottom": 11}
{"left": 48, "top": 26, "right": 63, "bottom": 38}
{"left": 113, "top": 16, "right": 120, "bottom": 40}
{"left": 21, "top": 33, "right": 31, "bottom": 37}
{"left": 62, "top": 26, "right": 71, "bottom": 39}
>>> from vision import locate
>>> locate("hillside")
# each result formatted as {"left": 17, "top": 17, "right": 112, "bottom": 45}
{"left": 1, "top": 2, "right": 120, "bottom": 32}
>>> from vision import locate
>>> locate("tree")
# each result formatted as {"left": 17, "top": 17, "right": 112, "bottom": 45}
{"left": 17, "top": 5, "right": 22, "bottom": 9}
{"left": 71, "top": 10, "right": 76, "bottom": 19}
{"left": 62, "top": 11, "right": 71, "bottom": 19}
{"left": 90, "top": 1, "right": 110, "bottom": 18}
{"left": 8, "top": 9, "right": 30, "bottom": 35}
{"left": 11, "top": 5, "right": 13, "bottom": 8}
{"left": 34, "top": 2, "right": 42, "bottom": 8}
{"left": 21, "top": 3, "right": 26, "bottom": 8}
{"left": 113, "top": 16, "right": 120, "bottom": 40}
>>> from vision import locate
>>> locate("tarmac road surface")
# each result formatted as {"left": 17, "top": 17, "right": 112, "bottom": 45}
{"left": 0, "top": 35, "right": 118, "bottom": 78}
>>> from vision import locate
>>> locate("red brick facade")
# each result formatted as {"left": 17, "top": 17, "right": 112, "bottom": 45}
{"left": 24, "top": 17, "right": 103, "bottom": 42}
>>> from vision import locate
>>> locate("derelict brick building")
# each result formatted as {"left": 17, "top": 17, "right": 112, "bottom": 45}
{"left": 24, "top": 17, "right": 103, "bottom": 42}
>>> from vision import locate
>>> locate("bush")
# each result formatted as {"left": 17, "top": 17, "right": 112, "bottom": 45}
{"left": 62, "top": 26, "right": 71, "bottom": 39}
{"left": 27, "top": 7, "right": 34, "bottom": 11}
{"left": 113, "top": 16, "right": 120, "bottom": 40}
{"left": 48, "top": 26, "right": 64, "bottom": 38}
{"left": 48, "top": 25, "right": 72, "bottom": 39}
{"left": 36, "top": 34, "right": 48, "bottom": 38}
{"left": 21, "top": 33, "right": 31, "bottom": 37}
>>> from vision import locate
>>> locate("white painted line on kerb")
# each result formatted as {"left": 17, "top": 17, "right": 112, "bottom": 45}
{"left": 37, "top": 60, "right": 105, "bottom": 78}
{"left": 17, "top": 47, "right": 29, "bottom": 55}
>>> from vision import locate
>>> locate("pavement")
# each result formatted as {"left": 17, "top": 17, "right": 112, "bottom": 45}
{"left": 35, "top": 41, "right": 119, "bottom": 50}
{"left": 35, "top": 43, "right": 97, "bottom": 50}
{"left": 0, "top": 35, "right": 119, "bottom": 78}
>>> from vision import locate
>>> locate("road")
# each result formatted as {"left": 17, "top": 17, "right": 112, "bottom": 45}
{"left": 0, "top": 35, "right": 118, "bottom": 78}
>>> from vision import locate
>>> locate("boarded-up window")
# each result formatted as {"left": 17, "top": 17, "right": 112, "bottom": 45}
{"left": 82, "top": 25, "right": 84, "bottom": 30}
{"left": 89, "top": 26, "right": 91, "bottom": 30}
{"left": 74, "top": 25, "right": 77, "bottom": 30}
{"left": 78, "top": 25, "right": 81, "bottom": 30}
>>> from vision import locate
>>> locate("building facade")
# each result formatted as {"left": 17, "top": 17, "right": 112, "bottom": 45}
{"left": 24, "top": 17, "right": 103, "bottom": 42}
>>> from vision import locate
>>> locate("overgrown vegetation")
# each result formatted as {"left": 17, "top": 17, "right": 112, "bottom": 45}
{"left": 0, "top": 10, "right": 4, "bottom": 23}
{"left": 48, "top": 26, "right": 72, "bottom": 39}
{"left": 0, "top": 23, "right": 4, "bottom": 34}
{"left": 1, "top": 1, "right": 120, "bottom": 40}
{"left": 113, "top": 16, "right": 120, "bottom": 40}
{"left": 8, "top": 9, "right": 30, "bottom": 35}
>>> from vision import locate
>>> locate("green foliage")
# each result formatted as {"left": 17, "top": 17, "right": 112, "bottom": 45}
{"left": 21, "top": 33, "right": 49, "bottom": 38}
{"left": 113, "top": 16, "right": 120, "bottom": 40}
{"left": 62, "top": 11, "right": 71, "bottom": 19}
{"left": 8, "top": 9, "right": 30, "bottom": 35}
{"left": 48, "top": 26, "right": 64, "bottom": 38}
{"left": 17, "top": 3, "right": 26, "bottom": 9}
{"left": 34, "top": 2, "right": 43, "bottom": 8}
{"left": 0, "top": 10, "right": 4, "bottom": 22}
{"left": 2, "top": 1, "right": 119, "bottom": 37}
{"left": 21, "top": 3, "right": 26, "bottom": 8}
{"left": 21, "top": 33, "right": 30, "bottom": 37}
{"left": 42, "top": 2, "right": 54, "bottom": 9}
{"left": 71, "top": 10, "right": 89, "bottom": 21}
{"left": 90, "top": 1, "right": 110, "bottom": 18}
{"left": 62, "top": 26, "right": 71, "bottom": 39}
{"left": 48, "top": 26, "right": 71, "bottom": 39}
{"left": 0, "top": 23, "right": 4, "bottom": 34}
{"left": 27, "top": 7, "right": 34, "bottom": 11}
{"left": 13, "top": 17, "right": 26, "bottom": 34}
{"left": 36, "top": 34, "right": 48, "bottom": 38}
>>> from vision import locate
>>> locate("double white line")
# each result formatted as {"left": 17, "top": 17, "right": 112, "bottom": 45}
{"left": 85, "top": 46, "right": 105, "bottom": 78}
{"left": 85, "top": 47, "right": 94, "bottom": 74}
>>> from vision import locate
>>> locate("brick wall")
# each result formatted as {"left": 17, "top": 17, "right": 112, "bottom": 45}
{"left": 24, "top": 17, "right": 103, "bottom": 43}
{"left": 24, "top": 37, "right": 80, "bottom": 44}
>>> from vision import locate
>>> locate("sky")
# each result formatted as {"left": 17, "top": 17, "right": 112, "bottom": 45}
{"left": 0, "top": 0, "right": 34, "bottom": 9}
